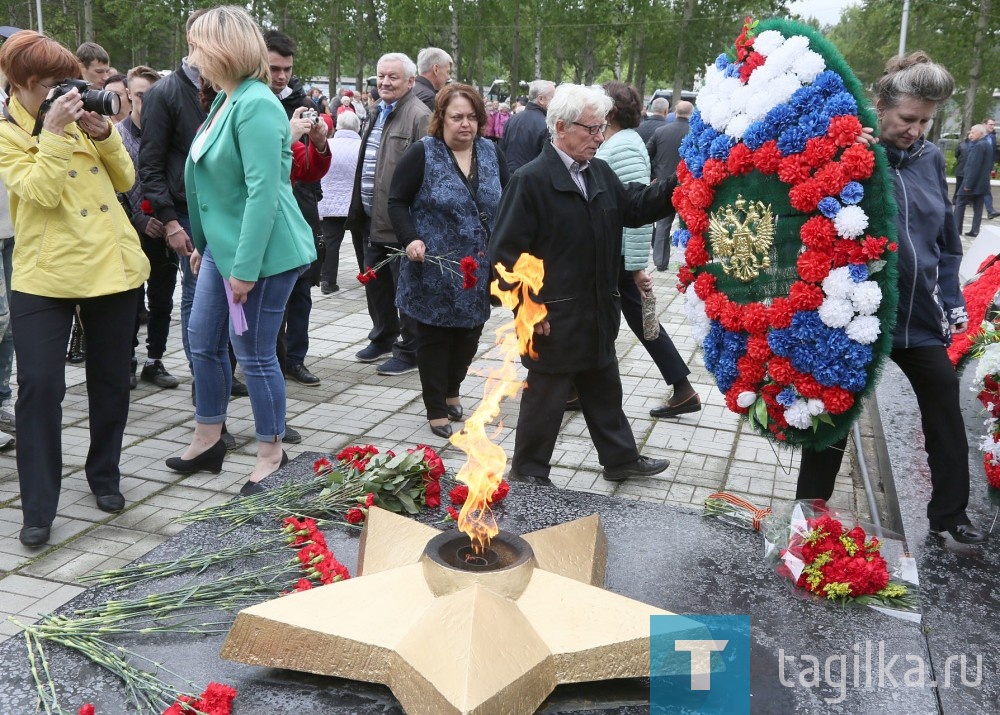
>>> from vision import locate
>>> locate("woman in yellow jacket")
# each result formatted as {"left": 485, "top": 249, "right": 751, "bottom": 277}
{"left": 0, "top": 31, "right": 150, "bottom": 547}
{"left": 163, "top": 6, "right": 315, "bottom": 495}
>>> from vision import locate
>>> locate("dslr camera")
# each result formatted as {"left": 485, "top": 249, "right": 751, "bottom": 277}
{"left": 31, "top": 78, "right": 121, "bottom": 136}
{"left": 302, "top": 109, "right": 320, "bottom": 125}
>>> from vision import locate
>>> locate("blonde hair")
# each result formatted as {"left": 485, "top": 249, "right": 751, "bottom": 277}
{"left": 187, "top": 6, "right": 269, "bottom": 86}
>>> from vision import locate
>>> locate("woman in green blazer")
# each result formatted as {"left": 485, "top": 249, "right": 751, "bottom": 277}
{"left": 165, "top": 6, "right": 315, "bottom": 495}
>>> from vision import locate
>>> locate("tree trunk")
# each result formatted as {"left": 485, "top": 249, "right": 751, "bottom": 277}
{"left": 555, "top": 35, "right": 564, "bottom": 84}
{"left": 534, "top": 14, "right": 542, "bottom": 79}
{"left": 672, "top": 0, "right": 696, "bottom": 107}
{"left": 451, "top": 2, "right": 460, "bottom": 77}
{"left": 83, "top": 0, "right": 93, "bottom": 41}
{"left": 962, "top": 0, "right": 991, "bottom": 133}
{"left": 510, "top": 0, "right": 521, "bottom": 100}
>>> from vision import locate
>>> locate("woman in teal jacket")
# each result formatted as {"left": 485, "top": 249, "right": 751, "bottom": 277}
{"left": 164, "top": 6, "right": 315, "bottom": 495}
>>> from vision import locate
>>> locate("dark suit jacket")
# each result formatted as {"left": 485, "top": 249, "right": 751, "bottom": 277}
{"left": 646, "top": 117, "right": 690, "bottom": 182}
{"left": 636, "top": 115, "right": 667, "bottom": 145}
{"left": 498, "top": 102, "right": 549, "bottom": 173}
{"left": 489, "top": 143, "right": 675, "bottom": 373}
{"left": 961, "top": 138, "right": 993, "bottom": 195}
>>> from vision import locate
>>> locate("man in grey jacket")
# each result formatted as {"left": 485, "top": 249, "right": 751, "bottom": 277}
{"left": 346, "top": 53, "right": 431, "bottom": 375}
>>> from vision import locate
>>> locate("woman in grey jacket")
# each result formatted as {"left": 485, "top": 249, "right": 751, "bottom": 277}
{"left": 595, "top": 81, "right": 698, "bottom": 419}
{"left": 797, "top": 52, "right": 985, "bottom": 545}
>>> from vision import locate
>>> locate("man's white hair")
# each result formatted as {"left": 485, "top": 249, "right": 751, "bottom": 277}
{"left": 650, "top": 97, "right": 670, "bottom": 115}
{"left": 545, "top": 83, "right": 613, "bottom": 137}
{"left": 417, "top": 47, "right": 452, "bottom": 74}
{"left": 527, "top": 80, "right": 555, "bottom": 103}
{"left": 378, "top": 52, "right": 417, "bottom": 78}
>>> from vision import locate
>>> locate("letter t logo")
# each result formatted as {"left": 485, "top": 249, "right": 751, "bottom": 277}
{"left": 674, "top": 639, "right": 729, "bottom": 690}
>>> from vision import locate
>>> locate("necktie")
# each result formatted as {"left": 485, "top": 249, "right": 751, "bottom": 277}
{"left": 379, "top": 104, "right": 391, "bottom": 126}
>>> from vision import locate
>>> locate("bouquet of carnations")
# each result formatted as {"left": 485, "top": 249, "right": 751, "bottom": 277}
{"left": 763, "top": 500, "right": 918, "bottom": 617}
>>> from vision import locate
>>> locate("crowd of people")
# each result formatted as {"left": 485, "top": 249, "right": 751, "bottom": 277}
{"left": 0, "top": 9, "right": 992, "bottom": 549}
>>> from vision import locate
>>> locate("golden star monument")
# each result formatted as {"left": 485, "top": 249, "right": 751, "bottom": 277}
{"left": 221, "top": 507, "right": 707, "bottom": 714}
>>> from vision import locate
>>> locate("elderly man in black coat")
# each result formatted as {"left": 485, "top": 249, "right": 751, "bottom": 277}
{"left": 955, "top": 123, "right": 993, "bottom": 237}
{"left": 490, "top": 83, "right": 675, "bottom": 485}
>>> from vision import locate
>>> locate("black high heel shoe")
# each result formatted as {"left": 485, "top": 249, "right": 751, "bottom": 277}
{"left": 239, "top": 451, "right": 289, "bottom": 497}
{"left": 165, "top": 439, "right": 227, "bottom": 475}
{"left": 430, "top": 422, "right": 452, "bottom": 439}
{"left": 447, "top": 405, "right": 463, "bottom": 421}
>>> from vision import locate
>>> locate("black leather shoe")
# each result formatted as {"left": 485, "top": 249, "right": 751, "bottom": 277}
{"left": 286, "top": 363, "right": 320, "bottom": 386}
{"left": 239, "top": 451, "right": 289, "bottom": 496}
{"left": 507, "top": 471, "right": 553, "bottom": 487}
{"left": 430, "top": 422, "right": 453, "bottom": 439}
{"left": 602, "top": 456, "right": 670, "bottom": 482}
{"left": 284, "top": 426, "right": 302, "bottom": 444}
{"left": 447, "top": 405, "right": 463, "bottom": 421}
{"left": 231, "top": 378, "right": 249, "bottom": 397}
{"left": 565, "top": 397, "right": 581, "bottom": 411}
{"left": 140, "top": 360, "right": 179, "bottom": 389}
{"left": 934, "top": 524, "right": 988, "bottom": 545}
{"left": 165, "top": 439, "right": 227, "bottom": 475}
{"left": 95, "top": 493, "right": 126, "bottom": 513}
{"left": 19, "top": 525, "right": 50, "bottom": 547}
{"left": 650, "top": 394, "right": 702, "bottom": 419}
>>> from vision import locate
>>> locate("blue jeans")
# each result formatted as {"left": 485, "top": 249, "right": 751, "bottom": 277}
{"left": 178, "top": 214, "right": 196, "bottom": 369}
{"left": 0, "top": 236, "right": 13, "bottom": 403}
{"left": 188, "top": 249, "right": 297, "bottom": 442}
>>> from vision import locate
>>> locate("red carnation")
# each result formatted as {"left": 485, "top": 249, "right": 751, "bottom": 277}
{"left": 822, "top": 386, "right": 855, "bottom": 414}
{"left": 789, "top": 281, "right": 825, "bottom": 310}
{"left": 827, "top": 115, "right": 863, "bottom": 147}
{"left": 313, "top": 457, "right": 333, "bottom": 473}
{"left": 727, "top": 143, "right": 755, "bottom": 175}
{"left": 449, "top": 484, "right": 469, "bottom": 505}
{"left": 720, "top": 302, "right": 743, "bottom": 332}
{"left": 446, "top": 506, "right": 460, "bottom": 521}
{"left": 294, "top": 578, "right": 313, "bottom": 592}
{"left": 796, "top": 251, "right": 833, "bottom": 284}
{"left": 753, "top": 141, "right": 782, "bottom": 174}
{"left": 356, "top": 267, "right": 377, "bottom": 285}
{"left": 768, "top": 356, "right": 797, "bottom": 384}
{"left": 491, "top": 480, "right": 511, "bottom": 504}
{"left": 746, "top": 335, "right": 772, "bottom": 361}
{"left": 684, "top": 210, "right": 709, "bottom": 235}
{"left": 734, "top": 16, "right": 756, "bottom": 62}
{"left": 800, "top": 216, "right": 837, "bottom": 252}
{"left": 79, "top": 706, "right": 95, "bottom": 715}
{"left": 984, "top": 454, "right": 1000, "bottom": 489}
{"left": 814, "top": 163, "right": 847, "bottom": 196}
{"left": 789, "top": 180, "right": 825, "bottom": 213}
{"left": 738, "top": 51, "right": 766, "bottom": 82}
{"left": 676, "top": 160, "right": 692, "bottom": 183}
{"left": 859, "top": 235, "right": 889, "bottom": 260}
{"left": 677, "top": 264, "right": 695, "bottom": 290}
{"left": 693, "top": 272, "right": 717, "bottom": 300}
{"left": 840, "top": 143, "right": 875, "bottom": 180}
{"left": 140, "top": 199, "right": 153, "bottom": 216}
{"left": 685, "top": 179, "right": 714, "bottom": 210}
{"left": 460, "top": 256, "right": 479, "bottom": 290}
{"left": 684, "top": 234, "right": 710, "bottom": 267}
{"left": 737, "top": 355, "right": 766, "bottom": 383}
{"left": 345, "top": 507, "right": 365, "bottom": 525}
{"left": 365, "top": 492, "right": 375, "bottom": 507}
{"left": 777, "top": 155, "right": 812, "bottom": 185}
{"left": 741, "top": 302, "right": 770, "bottom": 334}
{"left": 795, "top": 374, "right": 824, "bottom": 399}
{"left": 704, "top": 293, "right": 726, "bottom": 320}
{"left": 701, "top": 158, "right": 728, "bottom": 187}
{"left": 802, "top": 136, "right": 837, "bottom": 168}
{"left": 768, "top": 297, "right": 796, "bottom": 329}
{"left": 725, "top": 383, "right": 753, "bottom": 413}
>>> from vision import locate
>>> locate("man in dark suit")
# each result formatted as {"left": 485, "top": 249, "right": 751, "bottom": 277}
{"left": 490, "top": 84, "right": 673, "bottom": 486}
{"left": 636, "top": 96, "right": 669, "bottom": 144}
{"left": 499, "top": 80, "right": 555, "bottom": 173}
{"left": 956, "top": 123, "right": 993, "bottom": 237}
{"left": 646, "top": 100, "right": 693, "bottom": 270}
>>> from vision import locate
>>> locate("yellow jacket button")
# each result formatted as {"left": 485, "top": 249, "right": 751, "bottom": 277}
{"left": 100, "top": 205, "right": 109, "bottom": 212}
{"left": 68, "top": 170, "right": 77, "bottom": 178}
{"left": 90, "top": 167, "right": 99, "bottom": 174}
{"left": 80, "top": 209, "right": 88, "bottom": 216}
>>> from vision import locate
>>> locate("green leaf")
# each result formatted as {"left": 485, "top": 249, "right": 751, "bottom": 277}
{"left": 384, "top": 453, "right": 409, "bottom": 469}
{"left": 396, "top": 491, "right": 419, "bottom": 514}
{"left": 327, "top": 470, "right": 344, "bottom": 485}
{"left": 753, "top": 397, "right": 769, "bottom": 428}
{"left": 868, "top": 260, "right": 886, "bottom": 274}
{"left": 817, "top": 412, "right": 836, "bottom": 426}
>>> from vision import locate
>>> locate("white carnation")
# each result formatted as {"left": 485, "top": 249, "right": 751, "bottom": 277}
{"left": 784, "top": 399, "right": 813, "bottom": 429}
{"left": 763, "top": 35, "right": 810, "bottom": 76}
{"left": 725, "top": 113, "right": 752, "bottom": 140}
{"left": 729, "top": 83, "right": 751, "bottom": 114}
{"left": 818, "top": 297, "right": 855, "bottom": 328}
{"left": 752, "top": 30, "right": 785, "bottom": 57}
{"left": 821, "top": 266, "right": 855, "bottom": 299}
{"left": 737, "top": 391, "right": 757, "bottom": 408}
{"left": 807, "top": 398, "right": 826, "bottom": 416}
{"left": 845, "top": 315, "right": 881, "bottom": 344}
{"left": 851, "top": 281, "right": 883, "bottom": 315}
{"left": 793, "top": 50, "right": 826, "bottom": 84}
{"left": 833, "top": 205, "right": 869, "bottom": 238}
{"left": 685, "top": 292, "right": 711, "bottom": 344}
{"left": 975, "top": 343, "right": 1000, "bottom": 383}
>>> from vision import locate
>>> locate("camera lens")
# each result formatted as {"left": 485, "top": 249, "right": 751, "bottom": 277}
{"left": 81, "top": 88, "right": 121, "bottom": 116}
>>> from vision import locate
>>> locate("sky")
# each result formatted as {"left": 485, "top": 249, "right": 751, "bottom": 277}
{"left": 787, "top": 0, "right": 859, "bottom": 27}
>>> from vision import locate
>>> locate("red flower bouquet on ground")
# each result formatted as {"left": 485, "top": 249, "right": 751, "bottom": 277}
{"left": 763, "top": 501, "right": 917, "bottom": 615}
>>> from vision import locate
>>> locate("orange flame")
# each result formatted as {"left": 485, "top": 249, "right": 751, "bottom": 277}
{"left": 450, "top": 253, "right": 546, "bottom": 554}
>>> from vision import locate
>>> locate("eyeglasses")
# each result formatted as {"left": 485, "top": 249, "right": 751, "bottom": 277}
{"left": 571, "top": 121, "right": 608, "bottom": 135}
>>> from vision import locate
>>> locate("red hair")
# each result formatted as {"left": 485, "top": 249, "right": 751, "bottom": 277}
{"left": 0, "top": 31, "right": 81, "bottom": 89}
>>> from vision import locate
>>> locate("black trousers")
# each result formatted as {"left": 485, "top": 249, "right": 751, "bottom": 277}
{"left": 796, "top": 345, "right": 971, "bottom": 530}
{"left": 13, "top": 289, "right": 138, "bottom": 527}
{"left": 618, "top": 265, "right": 690, "bottom": 385}
{"left": 362, "top": 229, "right": 417, "bottom": 363}
{"left": 955, "top": 191, "right": 985, "bottom": 235}
{"left": 132, "top": 233, "right": 178, "bottom": 361}
{"left": 414, "top": 319, "right": 483, "bottom": 420}
{"left": 320, "top": 216, "right": 347, "bottom": 288}
{"left": 512, "top": 362, "right": 639, "bottom": 478}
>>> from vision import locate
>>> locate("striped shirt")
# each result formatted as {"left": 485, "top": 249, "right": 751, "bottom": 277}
{"left": 359, "top": 102, "right": 394, "bottom": 216}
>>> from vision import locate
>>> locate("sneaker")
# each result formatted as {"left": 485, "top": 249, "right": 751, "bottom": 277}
{"left": 356, "top": 343, "right": 392, "bottom": 362}
{"left": 0, "top": 403, "right": 14, "bottom": 432}
{"left": 0, "top": 430, "right": 14, "bottom": 451}
{"left": 286, "top": 363, "right": 320, "bottom": 386}
{"left": 140, "top": 360, "right": 179, "bottom": 389}
{"left": 284, "top": 425, "right": 302, "bottom": 444}
{"left": 376, "top": 356, "right": 418, "bottom": 376}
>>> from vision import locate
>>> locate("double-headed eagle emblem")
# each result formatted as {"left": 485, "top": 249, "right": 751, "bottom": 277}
{"left": 707, "top": 195, "right": 775, "bottom": 282}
